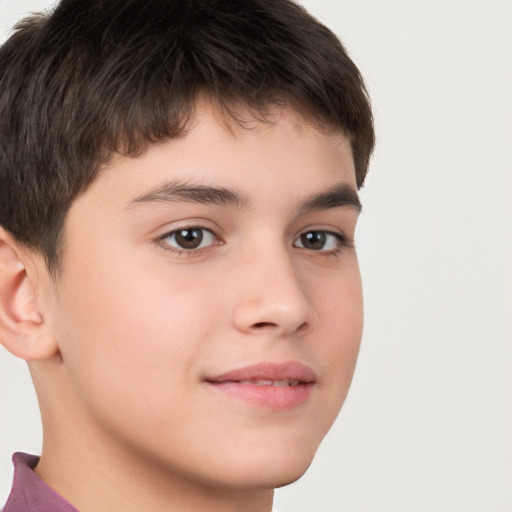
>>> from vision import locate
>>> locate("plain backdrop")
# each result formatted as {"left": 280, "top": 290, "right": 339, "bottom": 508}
{"left": 0, "top": 1, "right": 511, "bottom": 511}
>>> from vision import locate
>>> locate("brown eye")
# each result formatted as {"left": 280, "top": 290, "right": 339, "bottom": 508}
{"left": 175, "top": 228, "right": 203, "bottom": 249}
{"left": 300, "top": 231, "right": 326, "bottom": 250}
{"left": 161, "top": 228, "right": 216, "bottom": 251}
{"left": 293, "top": 230, "right": 343, "bottom": 251}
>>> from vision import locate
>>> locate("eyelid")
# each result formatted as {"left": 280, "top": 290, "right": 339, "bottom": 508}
{"left": 155, "top": 225, "right": 222, "bottom": 254}
{"left": 152, "top": 217, "right": 222, "bottom": 241}
{"left": 293, "top": 228, "right": 353, "bottom": 252}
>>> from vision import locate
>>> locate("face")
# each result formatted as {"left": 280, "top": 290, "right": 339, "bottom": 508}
{"left": 41, "top": 103, "right": 363, "bottom": 490}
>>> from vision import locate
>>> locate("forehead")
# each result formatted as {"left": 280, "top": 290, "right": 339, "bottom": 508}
{"left": 73, "top": 102, "right": 357, "bottom": 223}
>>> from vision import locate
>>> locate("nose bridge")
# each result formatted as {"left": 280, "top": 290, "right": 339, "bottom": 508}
{"left": 231, "top": 240, "right": 316, "bottom": 335}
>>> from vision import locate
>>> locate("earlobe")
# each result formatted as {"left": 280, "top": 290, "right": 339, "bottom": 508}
{"left": 0, "top": 229, "right": 58, "bottom": 360}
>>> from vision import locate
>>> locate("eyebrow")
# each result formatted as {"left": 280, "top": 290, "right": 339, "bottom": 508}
{"left": 126, "top": 180, "right": 361, "bottom": 214}
{"left": 298, "top": 183, "right": 362, "bottom": 214}
{"left": 126, "top": 180, "right": 249, "bottom": 210}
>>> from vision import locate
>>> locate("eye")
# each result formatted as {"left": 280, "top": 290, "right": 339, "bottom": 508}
{"left": 160, "top": 227, "right": 217, "bottom": 251}
{"left": 293, "top": 230, "right": 345, "bottom": 252}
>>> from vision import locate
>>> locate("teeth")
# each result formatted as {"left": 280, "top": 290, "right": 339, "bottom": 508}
{"left": 238, "top": 379, "right": 300, "bottom": 386}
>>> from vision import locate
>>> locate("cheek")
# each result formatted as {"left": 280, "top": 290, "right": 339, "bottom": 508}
{"left": 52, "top": 258, "right": 224, "bottom": 410}
{"left": 312, "top": 260, "right": 363, "bottom": 404}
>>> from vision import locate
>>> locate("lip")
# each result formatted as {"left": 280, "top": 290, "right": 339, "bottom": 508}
{"left": 204, "top": 361, "right": 316, "bottom": 410}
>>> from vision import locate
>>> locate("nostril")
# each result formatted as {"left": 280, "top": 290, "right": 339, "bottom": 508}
{"left": 253, "top": 322, "right": 276, "bottom": 329}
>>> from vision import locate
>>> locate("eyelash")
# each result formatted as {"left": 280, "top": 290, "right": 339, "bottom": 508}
{"left": 156, "top": 227, "right": 220, "bottom": 256}
{"left": 156, "top": 227, "right": 352, "bottom": 256}
{"left": 293, "top": 230, "right": 352, "bottom": 254}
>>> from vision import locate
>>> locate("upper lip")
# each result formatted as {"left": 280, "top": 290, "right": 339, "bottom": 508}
{"left": 205, "top": 361, "right": 316, "bottom": 383}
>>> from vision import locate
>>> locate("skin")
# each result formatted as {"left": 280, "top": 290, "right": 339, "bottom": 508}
{"left": 0, "top": 102, "right": 363, "bottom": 512}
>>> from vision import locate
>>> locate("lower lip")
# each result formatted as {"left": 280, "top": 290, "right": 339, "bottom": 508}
{"left": 205, "top": 381, "right": 314, "bottom": 410}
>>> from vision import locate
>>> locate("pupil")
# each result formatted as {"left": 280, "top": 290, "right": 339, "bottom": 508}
{"left": 301, "top": 231, "right": 326, "bottom": 250}
{"left": 176, "top": 229, "right": 202, "bottom": 249}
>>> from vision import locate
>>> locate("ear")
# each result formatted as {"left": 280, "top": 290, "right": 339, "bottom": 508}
{"left": 0, "top": 228, "right": 59, "bottom": 360}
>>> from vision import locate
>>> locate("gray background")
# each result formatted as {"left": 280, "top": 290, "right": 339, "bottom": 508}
{"left": 1, "top": 1, "right": 511, "bottom": 511}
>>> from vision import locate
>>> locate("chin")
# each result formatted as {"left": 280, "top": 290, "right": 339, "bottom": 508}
{"left": 213, "top": 443, "right": 317, "bottom": 490}
{"left": 224, "top": 465, "right": 311, "bottom": 491}
{"left": 268, "top": 465, "right": 312, "bottom": 489}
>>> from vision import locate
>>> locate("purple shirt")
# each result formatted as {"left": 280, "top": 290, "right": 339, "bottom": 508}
{"left": 3, "top": 453, "right": 282, "bottom": 512}
{"left": 2, "top": 453, "right": 78, "bottom": 512}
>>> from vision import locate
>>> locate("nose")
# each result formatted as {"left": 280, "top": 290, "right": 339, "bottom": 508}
{"left": 231, "top": 246, "right": 317, "bottom": 337}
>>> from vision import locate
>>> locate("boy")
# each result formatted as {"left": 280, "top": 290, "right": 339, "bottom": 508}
{"left": 0, "top": 0, "right": 374, "bottom": 511}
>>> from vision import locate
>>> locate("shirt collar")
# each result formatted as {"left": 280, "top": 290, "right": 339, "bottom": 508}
{"left": 3, "top": 453, "right": 78, "bottom": 512}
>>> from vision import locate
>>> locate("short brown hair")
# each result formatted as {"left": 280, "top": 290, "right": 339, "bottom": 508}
{"left": 0, "top": 0, "right": 374, "bottom": 273}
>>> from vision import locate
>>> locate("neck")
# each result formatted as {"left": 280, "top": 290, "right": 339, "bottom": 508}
{"left": 36, "top": 430, "right": 274, "bottom": 512}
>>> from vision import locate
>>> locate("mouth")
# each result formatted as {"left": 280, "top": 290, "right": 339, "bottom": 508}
{"left": 204, "top": 361, "right": 316, "bottom": 410}
{"left": 236, "top": 379, "right": 302, "bottom": 386}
